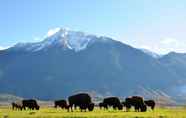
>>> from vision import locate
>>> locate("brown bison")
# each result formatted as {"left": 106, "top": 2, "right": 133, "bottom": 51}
{"left": 103, "top": 97, "right": 123, "bottom": 110}
{"left": 144, "top": 100, "right": 155, "bottom": 110}
{"left": 125, "top": 96, "right": 147, "bottom": 112}
{"left": 54, "top": 100, "right": 68, "bottom": 109}
{"left": 22, "top": 99, "right": 40, "bottom": 110}
{"left": 68, "top": 93, "right": 94, "bottom": 112}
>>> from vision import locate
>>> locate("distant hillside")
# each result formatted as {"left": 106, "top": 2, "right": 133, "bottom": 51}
{"left": 0, "top": 28, "right": 186, "bottom": 103}
{"left": 0, "top": 94, "right": 22, "bottom": 103}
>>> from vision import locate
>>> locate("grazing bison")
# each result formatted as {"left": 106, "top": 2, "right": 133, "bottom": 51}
{"left": 12, "top": 101, "right": 23, "bottom": 110}
{"left": 54, "top": 100, "right": 68, "bottom": 109}
{"left": 144, "top": 100, "right": 155, "bottom": 110}
{"left": 68, "top": 93, "right": 94, "bottom": 112}
{"left": 99, "top": 102, "right": 108, "bottom": 109}
{"left": 103, "top": 97, "right": 123, "bottom": 110}
{"left": 22, "top": 99, "right": 40, "bottom": 110}
{"left": 125, "top": 96, "right": 147, "bottom": 112}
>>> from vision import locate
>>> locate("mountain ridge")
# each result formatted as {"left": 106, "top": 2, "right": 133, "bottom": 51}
{"left": 0, "top": 28, "right": 186, "bottom": 102}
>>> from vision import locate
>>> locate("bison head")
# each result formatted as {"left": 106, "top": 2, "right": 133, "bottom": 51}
{"left": 140, "top": 104, "right": 147, "bottom": 112}
{"left": 118, "top": 104, "right": 123, "bottom": 110}
{"left": 36, "top": 105, "right": 40, "bottom": 110}
{"left": 88, "top": 103, "right": 94, "bottom": 111}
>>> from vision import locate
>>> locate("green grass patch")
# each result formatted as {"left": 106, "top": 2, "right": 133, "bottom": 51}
{"left": 0, "top": 107, "right": 186, "bottom": 118}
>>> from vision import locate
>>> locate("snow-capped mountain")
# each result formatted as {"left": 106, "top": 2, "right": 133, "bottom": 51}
{"left": 0, "top": 28, "right": 186, "bottom": 103}
{"left": 12, "top": 28, "right": 111, "bottom": 52}
{"left": 41, "top": 28, "right": 95, "bottom": 51}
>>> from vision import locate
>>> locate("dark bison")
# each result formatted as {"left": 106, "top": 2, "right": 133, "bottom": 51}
{"left": 125, "top": 96, "right": 147, "bottom": 112}
{"left": 103, "top": 97, "right": 123, "bottom": 110}
{"left": 144, "top": 100, "right": 155, "bottom": 110}
{"left": 22, "top": 99, "right": 40, "bottom": 110}
{"left": 68, "top": 93, "right": 94, "bottom": 112}
{"left": 54, "top": 100, "right": 68, "bottom": 109}
{"left": 99, "top": 102, "right": 108, "bottom": 109}
{"left": 12, "top": 101, "right": 23, "bottom": 110}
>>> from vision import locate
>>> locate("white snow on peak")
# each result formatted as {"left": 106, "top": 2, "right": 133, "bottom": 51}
{"left": 13, "top": 28, "right": 104, "bottom": 52}
{"left": 46, "top": 27, "right": 61, "bottom": 37}
{"left": 40, "top": 28, "right": 99, "bottom": 52}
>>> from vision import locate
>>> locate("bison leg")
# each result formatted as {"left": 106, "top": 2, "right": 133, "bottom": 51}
{"left": 54, "top": 105, "right": 57, "bottom": 108}
{"left": 105, "top": 105, "right": 108, "bottom": 110}
{"left": 113, "top": 105, "right": 116, "bottom": 110}
{"left": 74, "top": 105, "right": 77, "bottom": 110}
{"left": 126, "top": 107, "right": 130, "bottom": 112}
{"left": 126, "top": 105, "right": 131, "bottom": 112}
{"left": 135, "top": 108, "right": 138, "bottom": 112}
{"left": 66, "top": 105, "right": 70, "bottom": 112}
{"left": 12, "top": 105, "right": 15, "bottom": 110}
{"left": 151, "top": 105, "right": 155, "bottom": 110}
{"left": 19, "top": 107, "right": 22, "bottom": 111}
{"left": 70, "top": 105, "right": 73, "bottom": 112}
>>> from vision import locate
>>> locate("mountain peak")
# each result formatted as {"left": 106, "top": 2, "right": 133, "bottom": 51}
{"left": 46, "top": 27, "right": 69, "bottom": 38}
{"left": 11, "top": 28, "right": 104, "bottom": 52}
{"left": 43, "top": 28, "right": 98, "bottom": 51}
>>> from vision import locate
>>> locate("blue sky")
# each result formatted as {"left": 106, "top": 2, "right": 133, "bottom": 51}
{"left": 0, "top": 0, "right": 186, "bottom": 54}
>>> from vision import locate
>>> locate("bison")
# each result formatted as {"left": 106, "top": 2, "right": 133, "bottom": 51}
{"left": 125, "top": 96, "right": 147, "bottom": 112}
{"left": 99, "top": 102, "right": 108, "bottom": 109}
{"left": 54, "top": 100, "right": 68, "bottom": 109}
{"left": 22, "top": 99, "right": 40, "bottom": 110}
{"left": 68, "top": 93, "right": 94, "bottom": 112}
{"left": 144, "top": 100, "right": 155, "bottom": 110}
{"left": 103, "top": 97, "right": 123, "bottom": 110}
{"left": 12, "top": 101, "right": 23, "bottom": 110}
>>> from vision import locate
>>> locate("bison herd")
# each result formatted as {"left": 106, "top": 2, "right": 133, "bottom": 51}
{"left": 12, "top": 93, "right": 155, "bottom": 112}
{"left": 12, "top": 99, "right": 39, "bottom": 110}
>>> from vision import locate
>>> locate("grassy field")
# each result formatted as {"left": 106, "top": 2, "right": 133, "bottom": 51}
{"left": 0, "top": 106, "right": 186, "bottom": 118}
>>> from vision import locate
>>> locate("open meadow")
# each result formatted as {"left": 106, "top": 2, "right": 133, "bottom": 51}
{"left": 1, "top": 106, "right": 186, "bottom": 118}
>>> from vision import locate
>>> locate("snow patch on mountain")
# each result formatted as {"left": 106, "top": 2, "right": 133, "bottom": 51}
{"left": 42, "top": 28, "right": 100, "bottom": 51}
{"left": 0, "top": 46, "right": 9, "bottom": 50}
{"left": 141, "top": 48, "right": 162, "bottom": 58}
{"left": 46, "top": 27, "right": 61, "bottom": 37}
{"left": 12, "top": 28, "right": 107, "bottom": 52}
